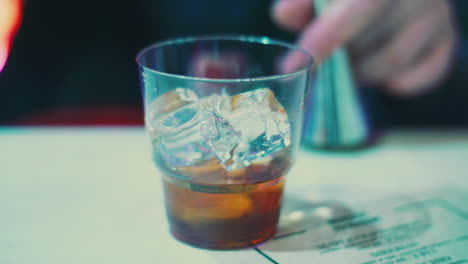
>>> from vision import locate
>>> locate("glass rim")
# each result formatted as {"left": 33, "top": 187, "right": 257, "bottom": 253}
{"left": 136, "top": 35, "right": 314, "bottom": 83}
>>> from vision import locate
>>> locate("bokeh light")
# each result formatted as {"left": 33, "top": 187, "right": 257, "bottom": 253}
{"left": 0, "top": 0, "right": 22, "bottom": 72}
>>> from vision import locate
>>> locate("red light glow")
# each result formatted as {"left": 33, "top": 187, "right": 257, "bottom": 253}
{"left": 0, "top": 0, "right": 22, "bottom": 72}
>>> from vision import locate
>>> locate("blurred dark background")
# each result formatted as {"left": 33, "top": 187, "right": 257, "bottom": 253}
{"left": 0, "top": 0, "right": 467, "bottom": 127}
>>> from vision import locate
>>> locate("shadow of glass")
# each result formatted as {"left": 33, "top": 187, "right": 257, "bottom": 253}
{"left": 261, "top": 194, "right": 432, "bottom": 252}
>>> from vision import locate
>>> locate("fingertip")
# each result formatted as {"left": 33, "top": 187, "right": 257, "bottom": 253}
{"left": 279, "top": 51, "right": 302, "bottom": 74}
{"left": 272, "top": 0, "right": 314, "bottom": 32}
{"left": 279, "top": 47, "right": 315, "bottom": 75}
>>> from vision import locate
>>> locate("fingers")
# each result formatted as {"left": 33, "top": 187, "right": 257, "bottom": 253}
{"left": 386, "top": 29, "right": 456, "bottom": 97}
{"left": 271, "top": 0, "right": 314, "bottom": 33}
{"left": 296, "top": 0, "right": 387, "bottom": 64}
{"left": 280, "top": 0, "right": 387, "bottom": 73}
{"left": 351, "top": 0, "right": 427, "bottom": 57}
{"left": 356, "top": 0, "right": 449, "bottom": 84}
{"left": 275, "top": 0, "right": 456, "bottom": 98}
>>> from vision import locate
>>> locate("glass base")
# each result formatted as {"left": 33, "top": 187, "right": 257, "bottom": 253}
{"left": 170, "top": 226, "right": 277, "bottom": 250}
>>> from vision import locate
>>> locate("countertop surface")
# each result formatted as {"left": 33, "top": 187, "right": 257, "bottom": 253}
{"left": 1, "top": 128, "right": 467, "bottom": 263}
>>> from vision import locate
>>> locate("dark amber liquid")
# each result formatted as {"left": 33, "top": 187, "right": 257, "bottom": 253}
{"left": 163, "top": 175, "right": 285, "bottom": 249}
{"left": 156, "top": 148, "right": 291, "bottom": 249}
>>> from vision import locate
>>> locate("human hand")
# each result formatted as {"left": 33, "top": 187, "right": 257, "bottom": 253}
{"left": 272, "top": 0, "right": 457, "bottom": 97}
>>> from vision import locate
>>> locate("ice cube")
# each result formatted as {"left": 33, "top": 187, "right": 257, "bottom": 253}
{"left": 148, "top": 88, "right": 290, "bottom": 171}
{"left": 199, "top": 94, "right": 242, "bottom": 168}
{"left": 146, "top": 88, "right": 213, "bottom": 167}
{"left": 145, "top": 88, "right": 198, "bottom": 137}
{"left": 199, "top": 88, "right": 290, "bottom": 170}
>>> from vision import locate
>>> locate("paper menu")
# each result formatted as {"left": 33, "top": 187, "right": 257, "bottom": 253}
{"left": 210, "top": 188, "right": 468, "bottom": 263}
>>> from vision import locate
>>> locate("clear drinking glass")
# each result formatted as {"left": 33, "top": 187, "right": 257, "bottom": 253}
{"left": 136, "top": 35, "right": 313, "bottom": 249}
